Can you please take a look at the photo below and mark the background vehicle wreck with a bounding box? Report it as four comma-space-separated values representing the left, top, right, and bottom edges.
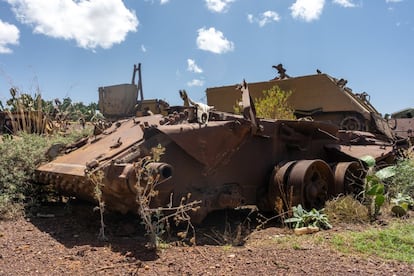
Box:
206, 64, 395, 141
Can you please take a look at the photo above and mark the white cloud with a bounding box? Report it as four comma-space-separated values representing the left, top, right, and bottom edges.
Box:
160, 0, 169, 4
196, 27, 234, 54
187, 79, 205, 87
333, 0, 357, 7
141, 44, 147, 52
187, 59, 203, 73
386, 0, 403, 3
6, 0, 138, 50
247, 11, 280, 27
205, 0, 235, 13
247, 14, 254, 23
0, 19, 20, 54
290, 0, 325, 22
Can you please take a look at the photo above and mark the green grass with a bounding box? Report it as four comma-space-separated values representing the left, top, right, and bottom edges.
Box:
331, 221, 414, 263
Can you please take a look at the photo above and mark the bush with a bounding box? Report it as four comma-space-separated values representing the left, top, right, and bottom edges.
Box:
254, 86, 296, 120
387, 158, 414, 198
0, 131, 89, 219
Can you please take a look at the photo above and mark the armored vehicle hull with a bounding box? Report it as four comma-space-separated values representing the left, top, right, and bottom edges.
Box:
36, 82, 394, 223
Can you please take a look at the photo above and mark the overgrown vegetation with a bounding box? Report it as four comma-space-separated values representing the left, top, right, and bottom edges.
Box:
324, 195, 370, 224
134, 145, 201, 249
254, 86, 296, 120
234, 85, 296, 120
385, 158, 414, 199
1, 87, 100, 136
87, 170, 107, 241
0, 131, 90, 219
284, 204, 332, 230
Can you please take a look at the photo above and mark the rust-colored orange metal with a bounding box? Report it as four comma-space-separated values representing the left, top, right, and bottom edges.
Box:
36, 80, 397, 223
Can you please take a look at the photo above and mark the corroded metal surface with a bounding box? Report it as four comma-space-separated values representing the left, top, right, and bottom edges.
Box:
36, 81, 398, 223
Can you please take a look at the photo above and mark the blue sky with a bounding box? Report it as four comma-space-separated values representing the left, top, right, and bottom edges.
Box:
0, 0, 413, 115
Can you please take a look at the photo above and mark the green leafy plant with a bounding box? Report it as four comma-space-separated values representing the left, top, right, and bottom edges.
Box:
390, 193, 414, 217
386, 158, 414, 199
360, 155, 386, 220
284, 204, 332, 230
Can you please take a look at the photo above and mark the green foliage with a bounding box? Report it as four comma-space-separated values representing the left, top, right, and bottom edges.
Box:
390, 193, 414, 217
360, 155, 386, 219
0, 131, 90, 219
386, 158, 414, 199
361, 155, 414, 218
2, 87, 98, 122
284, 204, 332, 230
331, 222, 414, 263
254, 86, 296, 120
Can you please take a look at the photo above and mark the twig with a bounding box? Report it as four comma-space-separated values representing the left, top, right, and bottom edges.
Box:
93, 261, 142, 273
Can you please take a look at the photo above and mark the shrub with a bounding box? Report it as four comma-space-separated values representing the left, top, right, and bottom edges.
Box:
0, 131, 90, 219
254, 86, 296, 120
386, 158, 414, 198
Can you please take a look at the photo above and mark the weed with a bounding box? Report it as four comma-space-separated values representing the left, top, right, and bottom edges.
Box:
390, 193, 414, 217
86, 170, 107, 241
360, 155, 386, 220
324, 195, 369, 224
134, 145, 201, 249
284, 204, 332, 230
205, 210, 254, 246
386, 158, 414, 198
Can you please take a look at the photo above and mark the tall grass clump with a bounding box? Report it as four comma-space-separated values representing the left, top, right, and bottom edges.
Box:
324, 195, 370, 224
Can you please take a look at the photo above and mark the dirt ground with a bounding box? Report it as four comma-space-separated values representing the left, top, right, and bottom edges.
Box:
1, 201, 413, 276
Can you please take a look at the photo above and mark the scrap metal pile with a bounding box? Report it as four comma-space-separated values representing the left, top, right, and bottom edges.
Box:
35, 81, 401, 223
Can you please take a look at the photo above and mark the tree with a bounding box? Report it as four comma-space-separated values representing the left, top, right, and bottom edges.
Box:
254, 86, 296, 120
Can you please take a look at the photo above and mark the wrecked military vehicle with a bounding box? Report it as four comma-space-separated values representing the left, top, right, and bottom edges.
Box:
35, 81, 397, 223
206, 64, 395, 141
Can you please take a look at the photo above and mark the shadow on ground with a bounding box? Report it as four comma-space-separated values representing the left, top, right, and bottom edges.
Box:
27, 200, 282, 261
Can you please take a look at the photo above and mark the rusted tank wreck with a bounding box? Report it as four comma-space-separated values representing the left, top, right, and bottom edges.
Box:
35, 81, 396, 223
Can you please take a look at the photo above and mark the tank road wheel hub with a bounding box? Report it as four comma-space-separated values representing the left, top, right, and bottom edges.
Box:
287, 160, 334, 210
267, 161, 297, 211
340, 116, 362, 131
268, 160, 334, 211
333, 161, 366, 197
